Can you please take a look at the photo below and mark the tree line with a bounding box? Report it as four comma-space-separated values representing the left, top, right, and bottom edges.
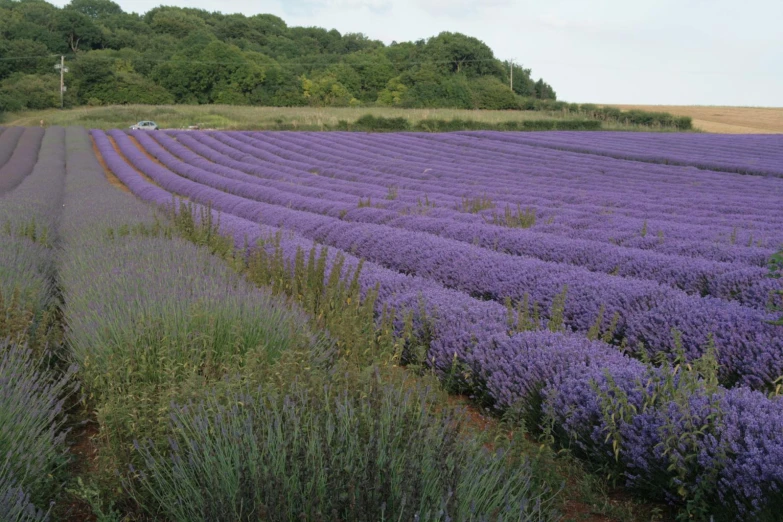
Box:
0, 0, 557, 113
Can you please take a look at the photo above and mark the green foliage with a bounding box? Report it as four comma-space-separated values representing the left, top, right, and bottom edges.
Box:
333, 114, 604, 133
0, 74, 75, 111
487, 204, 537, 228
129, 377, 558, 522
0, 0, 560, 113
72, 50, 174, 105
590, 336, 726, 519
469, 76, 521, 109
458, 194, 496, 213
524, 100, 693, 130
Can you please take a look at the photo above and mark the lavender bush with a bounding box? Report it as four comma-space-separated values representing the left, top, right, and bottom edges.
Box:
130, 379, 558, 522
0, 342, 77, 515
61, 127, 327, 468
94, 127, 783, 519
0, 128, 45, 195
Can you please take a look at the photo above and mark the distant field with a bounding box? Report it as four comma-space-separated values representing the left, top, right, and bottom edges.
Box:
5, 105, 593, 131
611, 104, 783, 133
5, 104, 670, 131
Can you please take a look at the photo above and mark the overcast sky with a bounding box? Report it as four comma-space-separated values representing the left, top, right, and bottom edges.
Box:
51, 0, 782, 106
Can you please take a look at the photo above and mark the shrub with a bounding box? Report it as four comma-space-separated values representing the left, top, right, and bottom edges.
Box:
469, 76, 519, 110
130, 378, 558, 522
0, 342, 77, 513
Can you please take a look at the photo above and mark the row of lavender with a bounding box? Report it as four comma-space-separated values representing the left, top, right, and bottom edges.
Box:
149, 130, 779, 310
114, 129, 782, 389
459, 131, 783, 177
95, 128, 783, 518
211, 131, 783, 253
0, 128, 74, 521
184, 129, 782, 264
0, 127, 44, 196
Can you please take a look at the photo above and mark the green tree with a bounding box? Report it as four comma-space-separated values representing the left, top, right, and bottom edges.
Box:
0, 73, 75, 111
301, 71, 356, 107
508, 62, 536, 97
424, 32, 505, 79
148, 7, 210, 39
343, 50, 395, 102
66, 0, 123, 19
56, 9, 102, 52
534, 78, 556, 100
152, 37, 265, 104
469, 76, 519, 110
71, 49, 173, 105
376, 76, 408, 106
0, 39, 51, 80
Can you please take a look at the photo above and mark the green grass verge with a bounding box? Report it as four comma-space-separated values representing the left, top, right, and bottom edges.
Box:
5, 105, 688, 132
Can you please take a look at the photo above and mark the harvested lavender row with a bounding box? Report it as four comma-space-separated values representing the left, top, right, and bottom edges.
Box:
0, 128, 72, 520
0, 127, 66, 312
208, 131, 780, 262
461, 131, 783, 177
62, 128, 320, 414
109, 129, 782, 389
143, 131, 779, 309
0, 128, 45, 195
0, 127, 24, 169
93, 128, 523, 360
97, 128, 783, 519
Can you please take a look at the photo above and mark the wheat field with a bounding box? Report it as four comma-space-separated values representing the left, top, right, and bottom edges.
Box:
611, 105, 783, 134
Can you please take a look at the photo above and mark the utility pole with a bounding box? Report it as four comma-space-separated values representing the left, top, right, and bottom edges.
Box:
54, 56, 68, 109
509, 59, 513, 92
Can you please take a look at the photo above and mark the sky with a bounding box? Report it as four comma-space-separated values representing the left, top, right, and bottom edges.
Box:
51, 0, 783, 106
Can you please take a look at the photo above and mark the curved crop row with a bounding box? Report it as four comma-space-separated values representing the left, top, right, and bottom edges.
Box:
465, 131, 783, 177
148, 130, 778, 310
0, 128, 45, 196
238, 130, 783, 234
0, 127, 24, 170
95, 129, 783, 519
253, 130, 783, 226
0, 127, 72, 520
203, 131, 779, 264
109, 129, 781, 390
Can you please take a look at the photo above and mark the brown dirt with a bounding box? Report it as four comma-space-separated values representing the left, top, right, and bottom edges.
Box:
54, 419, 100, 522
444, 394, 653, 522
128, 134, 167, 169
91, 138, 130, 193
610, 104, 783, 134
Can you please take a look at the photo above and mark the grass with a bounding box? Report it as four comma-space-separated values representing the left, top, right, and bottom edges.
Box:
6, 104, 685, 131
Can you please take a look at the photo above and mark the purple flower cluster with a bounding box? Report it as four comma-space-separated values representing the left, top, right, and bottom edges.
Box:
482, 331, 783, 517
94, 127, 783, 517
0, 342, 76, 518
462, 131, 783, 177
144, 130, 778, 310
103, 129, 782, 390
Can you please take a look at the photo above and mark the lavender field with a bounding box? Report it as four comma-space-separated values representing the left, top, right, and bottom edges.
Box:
1, 125, 783, 520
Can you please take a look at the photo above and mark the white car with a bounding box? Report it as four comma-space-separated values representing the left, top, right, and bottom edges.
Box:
130, 121, 159, 131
